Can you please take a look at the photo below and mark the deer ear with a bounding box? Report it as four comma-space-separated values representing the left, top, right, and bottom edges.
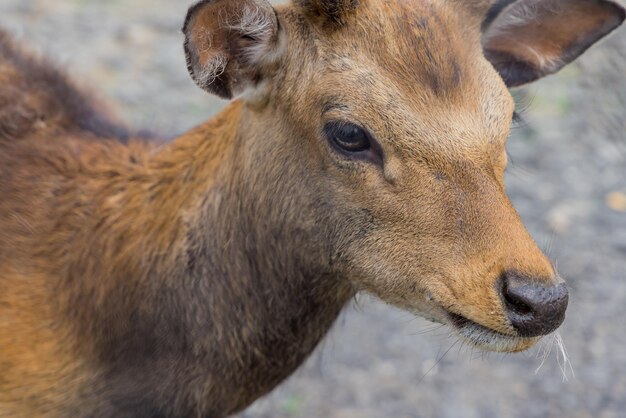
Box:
482, 0, 625, 87
183, 0, 280, 99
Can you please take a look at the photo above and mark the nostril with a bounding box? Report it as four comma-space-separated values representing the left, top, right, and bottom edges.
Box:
499, 272, 569, 337
502, 278, 534, 316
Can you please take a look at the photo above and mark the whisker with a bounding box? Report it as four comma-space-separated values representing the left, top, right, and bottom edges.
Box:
534, 332, 555, 375
408, 324, 446, 336
533, 331, 574, 381
554, 331, 575, 381
418, 339, 460, 385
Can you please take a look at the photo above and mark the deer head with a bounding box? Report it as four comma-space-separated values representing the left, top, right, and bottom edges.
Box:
182, 0, 624, 352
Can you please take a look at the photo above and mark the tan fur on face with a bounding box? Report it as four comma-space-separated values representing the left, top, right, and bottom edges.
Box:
266, 0, 553, 337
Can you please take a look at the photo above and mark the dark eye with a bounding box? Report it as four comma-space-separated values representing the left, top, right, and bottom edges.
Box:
322, 121, 384, 165
324, 121, 371, 153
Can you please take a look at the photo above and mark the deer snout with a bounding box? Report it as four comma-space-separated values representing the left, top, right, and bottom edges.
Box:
499, 272, 568, 338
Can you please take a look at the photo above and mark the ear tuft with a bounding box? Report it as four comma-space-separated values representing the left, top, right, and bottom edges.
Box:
183, 0, 280, 99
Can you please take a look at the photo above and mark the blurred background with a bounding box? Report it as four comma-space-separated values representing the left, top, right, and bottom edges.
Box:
1, 1, 625, 417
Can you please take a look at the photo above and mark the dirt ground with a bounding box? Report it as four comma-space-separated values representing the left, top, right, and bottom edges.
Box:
1, 1, 625, 417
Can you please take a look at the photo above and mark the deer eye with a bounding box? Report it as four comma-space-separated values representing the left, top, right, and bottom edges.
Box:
324, 121, 371, 153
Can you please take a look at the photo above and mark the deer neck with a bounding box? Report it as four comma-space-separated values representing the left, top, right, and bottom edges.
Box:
79, 100, 354, 415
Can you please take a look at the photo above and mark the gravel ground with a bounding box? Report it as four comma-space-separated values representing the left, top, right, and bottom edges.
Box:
1, 1, 625, 417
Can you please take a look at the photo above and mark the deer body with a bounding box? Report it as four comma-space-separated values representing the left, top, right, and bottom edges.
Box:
0, 53, 352, 415
0, 0, 624, 417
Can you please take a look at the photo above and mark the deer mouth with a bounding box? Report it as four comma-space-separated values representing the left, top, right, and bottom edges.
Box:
447, 312, 536, 352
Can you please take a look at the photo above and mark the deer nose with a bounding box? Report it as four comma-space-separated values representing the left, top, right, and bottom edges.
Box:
500, 272, 569, 337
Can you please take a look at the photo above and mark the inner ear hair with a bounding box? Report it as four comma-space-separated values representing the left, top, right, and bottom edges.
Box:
481, 0, 517, 30
183, 0, 280, 99
482, 0, 625, 87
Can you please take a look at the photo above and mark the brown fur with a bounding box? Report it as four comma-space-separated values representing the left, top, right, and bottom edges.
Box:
0, 0, 623, 417
0, 30, 131, 142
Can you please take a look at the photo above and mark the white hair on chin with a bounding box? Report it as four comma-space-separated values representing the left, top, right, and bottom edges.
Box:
535, 330, 574, 382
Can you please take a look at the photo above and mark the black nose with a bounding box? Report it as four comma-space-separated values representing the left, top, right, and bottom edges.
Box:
500, 272, 569, 337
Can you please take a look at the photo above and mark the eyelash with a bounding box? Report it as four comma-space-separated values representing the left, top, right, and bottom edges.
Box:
511, 91, 531, 127
512, 110, 525, 126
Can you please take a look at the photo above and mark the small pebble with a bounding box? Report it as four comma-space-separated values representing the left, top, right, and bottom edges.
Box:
606, 191, 626, 212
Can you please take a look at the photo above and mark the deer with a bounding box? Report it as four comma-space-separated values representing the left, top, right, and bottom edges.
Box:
0, 0, 624, 416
